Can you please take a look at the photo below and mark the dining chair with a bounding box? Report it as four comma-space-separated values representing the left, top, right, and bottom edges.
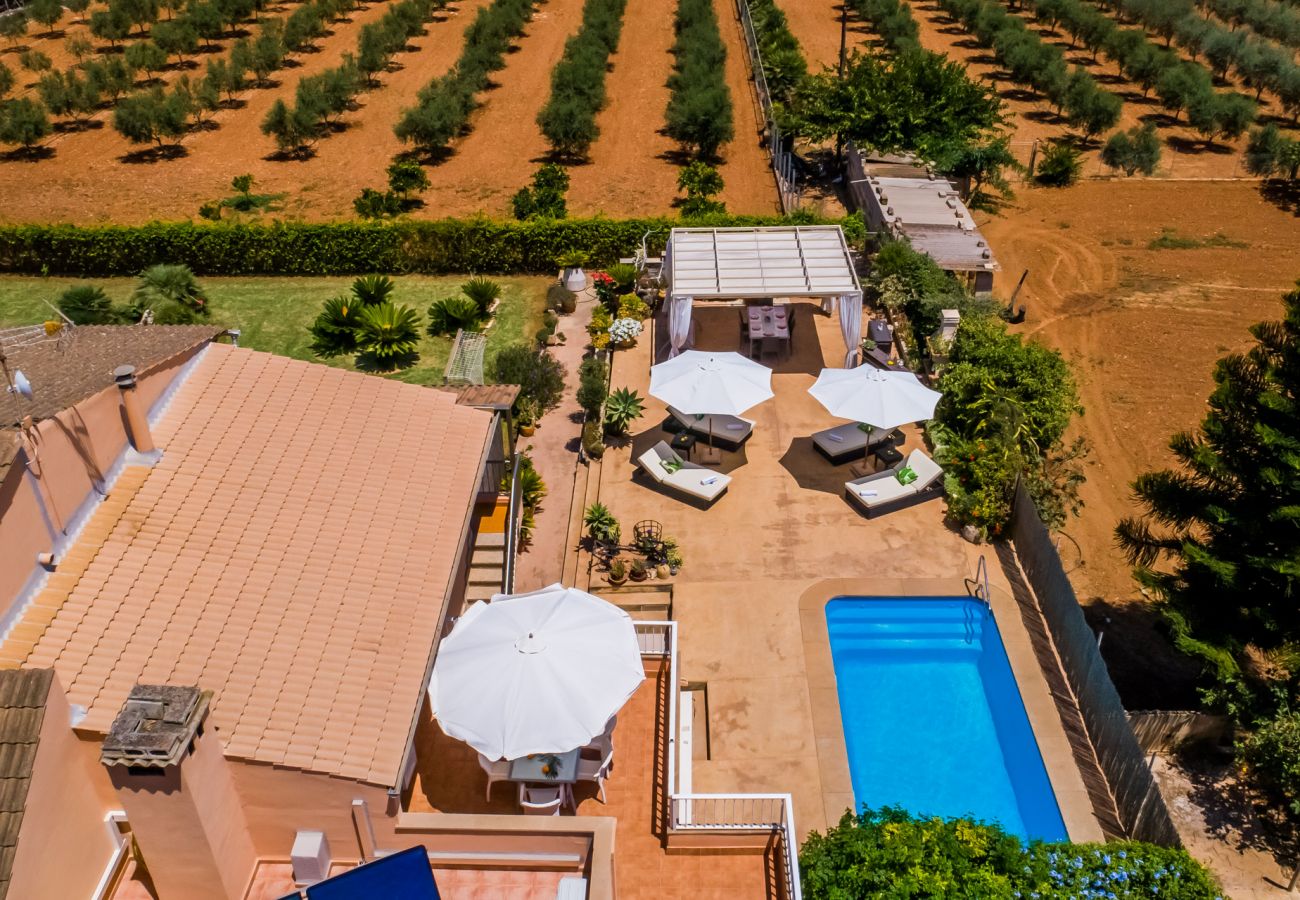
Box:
477, 752, 511, 802
738, 308, 749, 340
576, 748, 615, 803
518, 783, 568, 815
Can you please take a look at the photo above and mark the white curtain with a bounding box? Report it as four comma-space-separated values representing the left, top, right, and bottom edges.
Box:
668, 294, 693, 358
838, 292, 863, 368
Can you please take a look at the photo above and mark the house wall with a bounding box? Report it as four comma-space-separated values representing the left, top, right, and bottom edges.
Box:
7, 673, 118, 900
0, 344, 205, 610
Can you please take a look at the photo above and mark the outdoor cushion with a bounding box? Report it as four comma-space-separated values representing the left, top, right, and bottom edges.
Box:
813, 422, 890, 459
905, 449, 944, 489
667, 405, 755, 443
661, 458, 683, 474
895, 465, 917, 485
637, 441, 731, 503
847, 474, 914, 506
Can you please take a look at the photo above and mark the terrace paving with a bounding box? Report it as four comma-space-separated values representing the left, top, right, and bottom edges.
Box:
578, 302, 1108, 844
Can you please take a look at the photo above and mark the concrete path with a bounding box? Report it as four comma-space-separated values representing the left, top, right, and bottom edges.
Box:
512, 286, 597, 591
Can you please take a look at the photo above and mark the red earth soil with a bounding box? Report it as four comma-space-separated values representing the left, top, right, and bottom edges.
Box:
980, 179, 1300, 705
0, 0, 780, 222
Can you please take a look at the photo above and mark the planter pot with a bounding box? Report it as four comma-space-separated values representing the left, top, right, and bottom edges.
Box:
629, 569, 647, 582
563, 267, 588, 292
669, 565, 679, 576
519, 423, 536, 436
607, 573, 627, 586
656, 564, 671, 579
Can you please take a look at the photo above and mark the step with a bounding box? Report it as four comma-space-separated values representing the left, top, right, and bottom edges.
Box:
465, 582, 499, 603
475, 531, 506, 548
471, 547, 506, 568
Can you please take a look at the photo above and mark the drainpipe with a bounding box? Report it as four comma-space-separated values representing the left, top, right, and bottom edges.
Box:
114, 365, 161, 465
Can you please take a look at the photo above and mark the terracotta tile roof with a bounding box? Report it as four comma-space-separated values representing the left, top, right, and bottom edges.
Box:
0, 668, 53, 900
3, 345, 494, 786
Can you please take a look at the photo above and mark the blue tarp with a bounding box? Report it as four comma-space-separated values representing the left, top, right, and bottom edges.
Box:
305, 846, 441, 900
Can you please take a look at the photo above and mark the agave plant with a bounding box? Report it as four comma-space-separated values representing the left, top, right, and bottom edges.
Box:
309, 295, 364, 358
603, 387, 644, 435
583, 501, 620, 545
131, 264, 208, 317
356, 302, 422, 370
351, 274, 395, 306
461, 277, 502, 316
427, 296, 485, 336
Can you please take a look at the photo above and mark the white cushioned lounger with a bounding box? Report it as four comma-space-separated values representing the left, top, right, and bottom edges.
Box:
636, 441, 731, 504
667, 405, 754, 446
844, 449, 944, 518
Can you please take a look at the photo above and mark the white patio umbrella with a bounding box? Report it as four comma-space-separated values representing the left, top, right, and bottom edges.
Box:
649, 350, 773, 445
808, 366, 942, 430
429, 583, 645, 761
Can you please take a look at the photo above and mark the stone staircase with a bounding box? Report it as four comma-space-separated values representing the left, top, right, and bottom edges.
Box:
465, 531, 506, 604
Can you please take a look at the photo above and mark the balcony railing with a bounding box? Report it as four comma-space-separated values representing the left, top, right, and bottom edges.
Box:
634, 622, 803, 900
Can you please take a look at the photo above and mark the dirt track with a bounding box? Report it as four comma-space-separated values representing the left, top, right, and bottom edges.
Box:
980, 179, 1300, 705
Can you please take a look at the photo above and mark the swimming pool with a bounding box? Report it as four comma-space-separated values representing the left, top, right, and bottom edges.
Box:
825, 596, 1068, 841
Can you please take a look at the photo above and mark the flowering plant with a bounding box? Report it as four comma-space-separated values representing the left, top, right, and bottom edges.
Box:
608, 318, 642, 345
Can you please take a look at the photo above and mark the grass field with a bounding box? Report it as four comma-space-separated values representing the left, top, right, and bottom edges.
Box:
0, 275, 549, 386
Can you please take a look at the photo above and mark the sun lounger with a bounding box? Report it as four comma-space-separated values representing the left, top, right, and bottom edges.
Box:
812, 422, 893, 464
637, 441, 731, 504
844, 449, 945, 518
667, 405, 754, 449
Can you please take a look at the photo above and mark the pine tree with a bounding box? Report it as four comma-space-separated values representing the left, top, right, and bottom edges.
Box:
1117, 284, 1300, 696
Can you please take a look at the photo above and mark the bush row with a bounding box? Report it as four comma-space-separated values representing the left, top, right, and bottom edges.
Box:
1110, 0, 1300, 116
743, 0, 807, 101
1202, 0, 1300, 52
264, 0, 442, 154
665, 0, 733, 158
394, 0, 536, 154
939, 0, 1125, 139
536, 0, 628, 159
0, 213, 862, 275
1015, 0, 1258, 142
846, 0, 920, 52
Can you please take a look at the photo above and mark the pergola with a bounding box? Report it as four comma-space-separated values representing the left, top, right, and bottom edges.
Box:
662, 226, 864, 367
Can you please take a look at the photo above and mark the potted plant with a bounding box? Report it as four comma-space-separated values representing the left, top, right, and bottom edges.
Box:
629, 558, 648, 582
608, 317, 642, 349
583, 502, 620, 546
516, 399, 540, 436
603, 387, 644, 435
558, 250, 589, 292
664, 539, 683, 575
607, 558, 627, 585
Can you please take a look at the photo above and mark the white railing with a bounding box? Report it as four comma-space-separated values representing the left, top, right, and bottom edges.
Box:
633, 622, 803, 900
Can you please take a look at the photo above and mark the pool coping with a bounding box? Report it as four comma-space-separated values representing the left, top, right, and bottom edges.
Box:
798, 577, 1105, 844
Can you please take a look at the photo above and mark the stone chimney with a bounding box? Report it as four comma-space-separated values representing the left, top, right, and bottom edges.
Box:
114, 365, 161, 463
101, 685, 255, 900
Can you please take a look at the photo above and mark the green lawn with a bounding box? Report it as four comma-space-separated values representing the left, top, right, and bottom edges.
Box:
0, 275, 549, 386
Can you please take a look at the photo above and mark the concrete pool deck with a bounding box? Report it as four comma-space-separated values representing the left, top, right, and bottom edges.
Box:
580, 302, 1107, 844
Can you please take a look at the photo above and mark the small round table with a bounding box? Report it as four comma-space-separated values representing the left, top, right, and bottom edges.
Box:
873, 444, 904, 470
669, 431, 697, 461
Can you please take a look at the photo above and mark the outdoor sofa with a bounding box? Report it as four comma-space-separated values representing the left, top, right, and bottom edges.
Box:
811, 422, 895, 465
666, 405, 755, 450
636, 441, 731, 504
844, 449, 945, 518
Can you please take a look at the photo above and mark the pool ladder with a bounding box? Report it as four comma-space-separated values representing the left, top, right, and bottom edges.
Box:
971, 554, 992, 608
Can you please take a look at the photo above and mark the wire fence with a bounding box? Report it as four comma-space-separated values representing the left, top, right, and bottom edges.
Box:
734, 0, 800, 212
1009, 481, 1182, 847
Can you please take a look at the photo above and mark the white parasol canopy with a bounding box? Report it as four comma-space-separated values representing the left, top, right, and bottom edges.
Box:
648, 350, 773, 416
808, 366, 941, 430
429, 583, 645, 761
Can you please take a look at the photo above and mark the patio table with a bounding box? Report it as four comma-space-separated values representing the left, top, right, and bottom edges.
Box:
508, 748, 581, 785
747, 306, 789, 340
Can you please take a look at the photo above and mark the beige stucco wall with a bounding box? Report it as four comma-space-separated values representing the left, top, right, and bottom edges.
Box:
8, 673, 118, 900
0, 343, 205, 608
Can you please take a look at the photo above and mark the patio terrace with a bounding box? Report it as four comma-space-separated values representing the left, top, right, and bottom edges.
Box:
564, 301, 1109, 848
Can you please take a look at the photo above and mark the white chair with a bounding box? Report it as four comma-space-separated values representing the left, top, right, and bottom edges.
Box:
576, 748, 614, 803
477, 752, 510, 802
518, 783, 568, 815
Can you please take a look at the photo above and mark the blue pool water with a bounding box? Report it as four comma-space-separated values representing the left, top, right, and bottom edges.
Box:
825, 597, 1068, 841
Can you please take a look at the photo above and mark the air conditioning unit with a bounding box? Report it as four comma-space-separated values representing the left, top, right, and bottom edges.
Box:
292, 831, 331, 886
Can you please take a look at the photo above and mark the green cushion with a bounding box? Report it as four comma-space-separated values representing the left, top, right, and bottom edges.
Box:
857, 422, 873, 433
896, 465, 917, 485
661, 458, 683, 474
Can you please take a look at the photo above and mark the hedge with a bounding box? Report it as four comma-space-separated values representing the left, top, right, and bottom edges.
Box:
0, 214, 864, 276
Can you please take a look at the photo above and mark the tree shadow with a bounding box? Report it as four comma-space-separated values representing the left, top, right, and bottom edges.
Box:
53, 118, 104, 133
1138, 111, 1181, 128
1023, 107, 1066, 124
356, 349, 420, 372
120, 143, 189, 163
1260, 180, 1300, 217
1174, 748, 1299, 867
163, 59, 200, 72
1166, 135, 1234, 155
0, 145, 55, 162
1080, 595, 1200, 709
217, 97, 248, 110
264, 145, 318, 162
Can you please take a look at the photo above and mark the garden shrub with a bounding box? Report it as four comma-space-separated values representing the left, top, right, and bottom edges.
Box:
493, 343, 567, 414
355, 301, 422, 370
547, 282, 578, 313
676, 161, 725, 216
581, 417, 605, 458
0, 215, 852, 276
58, 285, 119, 325
309, 295, 365, 357
743, 0, 807, 99
1240, 711, 1300, 817
577, 355, 609, 416
801, 808, 1222, 900
1034, 141, 1083, 186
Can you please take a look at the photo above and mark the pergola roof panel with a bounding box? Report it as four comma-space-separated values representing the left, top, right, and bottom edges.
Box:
666, 226, 861, 299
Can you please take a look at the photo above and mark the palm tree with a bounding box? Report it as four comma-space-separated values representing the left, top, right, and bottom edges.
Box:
356, 302, 422, 370
131, 264, 208, 319
351, 274, 395, 306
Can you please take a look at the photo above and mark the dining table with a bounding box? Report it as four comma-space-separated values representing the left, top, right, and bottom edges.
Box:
747, 306, 789, 357
508, 748, 581, 785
